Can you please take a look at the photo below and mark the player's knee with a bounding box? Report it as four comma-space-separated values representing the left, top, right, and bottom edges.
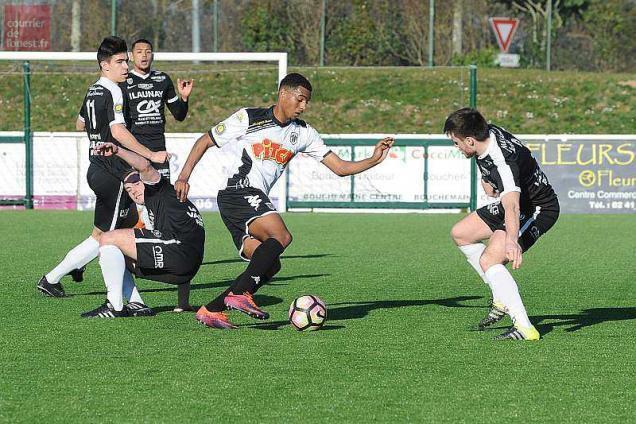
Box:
450, 223, 466, 245
278, 232, 292, 248
99, 232, 114, 247
271, 232, 292, 248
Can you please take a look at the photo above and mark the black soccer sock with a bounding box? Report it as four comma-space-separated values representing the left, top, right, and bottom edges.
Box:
252, 257, 281, 294
232, 238, 285, 294
205, 254, 283, 311
206, 287, 231, 312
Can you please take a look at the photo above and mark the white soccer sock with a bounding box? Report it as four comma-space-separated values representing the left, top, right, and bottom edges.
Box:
46, 236, 99, 284
122, 270, 144, 304
99, 245, 125, 311
485, 264, 532, 328
458, 243, 489, 285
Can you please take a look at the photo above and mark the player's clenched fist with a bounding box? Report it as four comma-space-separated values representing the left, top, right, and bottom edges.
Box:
92, 142, 118, 156
150, 151, 170, 164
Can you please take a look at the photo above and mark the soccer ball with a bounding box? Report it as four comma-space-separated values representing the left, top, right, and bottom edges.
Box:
288, 295, 327, 331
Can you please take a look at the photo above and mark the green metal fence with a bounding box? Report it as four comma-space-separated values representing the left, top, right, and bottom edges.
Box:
0, 61, 32, 208
1, 63, 477, 211
286, 138, 477, 211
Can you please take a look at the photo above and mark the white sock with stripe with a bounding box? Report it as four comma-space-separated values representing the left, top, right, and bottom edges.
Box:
99, 245, 125, 311
122, 270, 144, 304
458, 243, 489, 286
485, 264, 532, 328
46, 236, 99, 284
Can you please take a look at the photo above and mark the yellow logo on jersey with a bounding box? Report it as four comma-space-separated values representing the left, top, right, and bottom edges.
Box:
214, 123, 226, 135
115, 103, 123, 113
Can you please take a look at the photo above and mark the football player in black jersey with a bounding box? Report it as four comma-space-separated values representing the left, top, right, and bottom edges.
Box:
445, 108, 560, 341
126, 38, 193, 179
37, 36, 169, 299
80, 142, 205, 318
175, 73, 394, 329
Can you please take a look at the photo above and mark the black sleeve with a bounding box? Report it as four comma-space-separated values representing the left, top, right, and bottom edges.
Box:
78, 96, 87, 122
143, 177, 168, 196
167, 98, 188, 121
164, 75, 189, 121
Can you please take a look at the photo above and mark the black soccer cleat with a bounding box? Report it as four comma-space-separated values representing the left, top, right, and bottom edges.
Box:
478, 302, 507, 330
37, 276, 66, 298
67, 266, 86, 283
81, 301, 129, 319
126, 302, 156, 317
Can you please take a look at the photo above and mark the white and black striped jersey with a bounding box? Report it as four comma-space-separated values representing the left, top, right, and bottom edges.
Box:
78, 77, 131, 179
124, 70, 188, 150
208, 107, 332, 195
477, 124, 557, 206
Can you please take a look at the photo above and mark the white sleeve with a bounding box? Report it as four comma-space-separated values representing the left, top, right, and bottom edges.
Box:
107, 85, 126, 127
207, 108, 249, 148
300, 124, 331, 162
490, 145, 521, 197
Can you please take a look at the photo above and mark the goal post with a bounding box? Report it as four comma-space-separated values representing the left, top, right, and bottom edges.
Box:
0, 51, 287, 209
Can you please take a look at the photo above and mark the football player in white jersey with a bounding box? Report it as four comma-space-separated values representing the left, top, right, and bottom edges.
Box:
175, 73, 394, 329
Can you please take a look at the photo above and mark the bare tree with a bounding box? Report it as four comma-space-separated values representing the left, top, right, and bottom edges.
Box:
452, 0, 463, 56
285, 0, 322, 65
387, 0, 429, 65
71, 0, 81, 52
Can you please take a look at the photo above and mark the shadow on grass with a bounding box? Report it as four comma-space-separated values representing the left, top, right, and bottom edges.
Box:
532, 307, 636, 335
200, 253, 334, 266
246, 295, 483, 331
74, 273, 330, 296
152, 294, 285, 314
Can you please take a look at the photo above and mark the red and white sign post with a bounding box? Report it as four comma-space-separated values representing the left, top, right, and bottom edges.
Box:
2, 4, 51, 51
489, 17, 520, 67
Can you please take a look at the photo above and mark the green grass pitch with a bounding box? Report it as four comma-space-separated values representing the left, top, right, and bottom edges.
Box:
1, 211, 634, 422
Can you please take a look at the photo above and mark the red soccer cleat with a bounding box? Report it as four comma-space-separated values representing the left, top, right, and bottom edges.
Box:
195, 306, 238, 329
224, 292, 270, 320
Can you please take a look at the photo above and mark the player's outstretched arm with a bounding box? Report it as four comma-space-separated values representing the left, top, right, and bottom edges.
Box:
501, 191, 523, 269
94, 142, 160, 183
322, 137, 394, 177
111, 123, 168, 164
175, 132, 215, 202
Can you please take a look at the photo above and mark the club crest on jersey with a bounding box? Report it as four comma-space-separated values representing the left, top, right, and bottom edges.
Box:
127, 78, 133, 84
289, 131, 299, 145
214, 123, 226, 135
252, 139, 294, 165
